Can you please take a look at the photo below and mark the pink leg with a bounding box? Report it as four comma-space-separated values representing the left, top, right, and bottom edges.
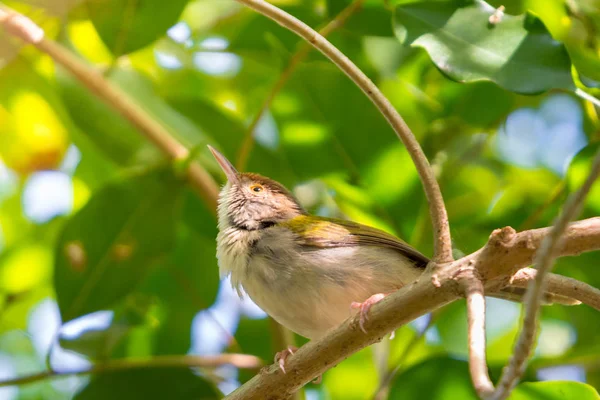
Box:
274, 345, 298, 374
351, 293, 387, 333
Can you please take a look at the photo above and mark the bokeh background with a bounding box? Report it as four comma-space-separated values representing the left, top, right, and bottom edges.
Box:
0, 0, 599, 398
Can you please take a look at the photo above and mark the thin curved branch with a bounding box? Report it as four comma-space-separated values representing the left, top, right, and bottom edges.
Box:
234, 0, 453, 263
0, 6, 219, 211
459, 273, 494, 398
491, 147, 600, 400
225, 218, 600, 400
236, 0, 365, 170
0, 354, 263, 388
511, 268, 600, 312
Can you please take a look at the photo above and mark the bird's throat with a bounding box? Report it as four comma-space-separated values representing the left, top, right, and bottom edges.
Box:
228, 216, 276, 231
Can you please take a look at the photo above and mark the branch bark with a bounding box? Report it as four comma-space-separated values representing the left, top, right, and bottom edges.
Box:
234, 0, 453, 263
511, 268, 600, 312
490, 148, 600, 400
0, 354, 263, 388
225, 217, 600, 399
0, 6, 219, 211
460, 273, 494, 398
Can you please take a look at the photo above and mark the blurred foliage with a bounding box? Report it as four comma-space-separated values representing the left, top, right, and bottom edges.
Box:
0, 0, 599, 399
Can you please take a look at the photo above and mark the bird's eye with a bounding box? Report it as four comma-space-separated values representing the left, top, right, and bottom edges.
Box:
250, 185, 263, 193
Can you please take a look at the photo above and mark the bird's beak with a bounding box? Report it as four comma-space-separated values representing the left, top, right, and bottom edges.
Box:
208, 145, 240, 184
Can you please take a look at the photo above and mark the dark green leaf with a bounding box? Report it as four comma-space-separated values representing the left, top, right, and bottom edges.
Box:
389, 357, 478, 399
54, 168, 184, 322
87, 0, 189, 55
166, 97, 297, 187
141, 223, 220, 355
59, 295, 155, 359
56, 66, 152, 166
567, 143, 600, 215
393, 0, 574, 93
74, 368, 221, 399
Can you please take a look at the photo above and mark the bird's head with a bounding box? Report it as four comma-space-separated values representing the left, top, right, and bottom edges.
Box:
208, 145, 305, 231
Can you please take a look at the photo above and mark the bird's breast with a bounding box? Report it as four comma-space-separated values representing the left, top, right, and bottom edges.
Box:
237, 228, 421, 339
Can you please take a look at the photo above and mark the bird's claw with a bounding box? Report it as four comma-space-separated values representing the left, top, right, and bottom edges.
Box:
351, 293, 387, 333
274, 345, 298, 374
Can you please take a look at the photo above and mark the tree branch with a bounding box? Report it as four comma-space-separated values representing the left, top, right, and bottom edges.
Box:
236, 0, 365, 170
511, 268, 600, 311
460, 273, 494, 398
490, 147, 600, 400
0, 354, 263, 388
225, 217, 600, 399
234, 0, 453, 263
0, 6, 219, 211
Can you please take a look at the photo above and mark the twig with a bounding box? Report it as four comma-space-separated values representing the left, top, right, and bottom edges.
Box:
490, 148, 600, 400
511, 268, 600, 311
0, 6, 219, 211
0, 353, 263, 388
234, 0, 453, 263
460, 273, 494, 398
235, 0, 365, 170
575, 88, 600, 108
224, 218, 600, 399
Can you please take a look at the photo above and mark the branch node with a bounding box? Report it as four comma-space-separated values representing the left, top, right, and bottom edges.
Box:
489, 226, 516, 246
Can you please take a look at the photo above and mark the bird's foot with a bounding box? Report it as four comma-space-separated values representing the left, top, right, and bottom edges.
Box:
351, 293, 387, 333
274, 345, 298, 374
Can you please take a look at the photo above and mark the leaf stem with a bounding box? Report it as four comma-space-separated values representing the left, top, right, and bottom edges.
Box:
234, 0, 453, 263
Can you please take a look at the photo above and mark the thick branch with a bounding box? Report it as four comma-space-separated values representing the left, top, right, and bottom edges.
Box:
234, 0, 453, 263
236, 0, 365, 170
0, 354, 263, 388
491, 148, 600, 400
225, 218, 600, 399
0, 7, 219, 211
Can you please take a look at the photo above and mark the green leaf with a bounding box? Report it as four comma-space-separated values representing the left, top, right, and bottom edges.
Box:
393, 0, 575, 94
567, 143, 600, 214
87, 0, 189, 56
140, 223, 220, 355
510, 381, 600, 400
166, 97, 297, 187
59, 295, 155, 359
389, 357, 478, 399
56, 66, 152, 166
54, 168, 184, 322
74, 368, 222, 399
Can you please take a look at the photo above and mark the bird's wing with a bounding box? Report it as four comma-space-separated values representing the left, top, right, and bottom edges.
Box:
280, 215, 430, 267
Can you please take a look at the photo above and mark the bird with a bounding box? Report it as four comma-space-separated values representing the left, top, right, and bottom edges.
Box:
207, 145, 579, 372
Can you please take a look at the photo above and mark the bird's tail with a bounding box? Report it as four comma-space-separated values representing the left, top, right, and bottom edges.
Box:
488, 285, 581, 306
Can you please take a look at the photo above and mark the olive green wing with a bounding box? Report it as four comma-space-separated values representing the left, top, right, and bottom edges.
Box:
281, 215, 430, 267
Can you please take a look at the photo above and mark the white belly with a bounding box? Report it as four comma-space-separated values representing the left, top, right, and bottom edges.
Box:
238, 232, 421, 339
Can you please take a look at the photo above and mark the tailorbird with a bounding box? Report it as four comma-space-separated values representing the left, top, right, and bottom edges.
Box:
208, 145, 578, 371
